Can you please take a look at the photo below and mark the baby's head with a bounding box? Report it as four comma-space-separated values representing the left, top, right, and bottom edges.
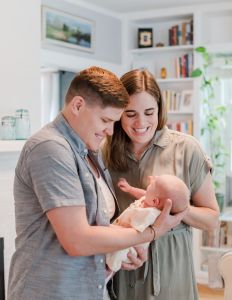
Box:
145, 175, 190, 213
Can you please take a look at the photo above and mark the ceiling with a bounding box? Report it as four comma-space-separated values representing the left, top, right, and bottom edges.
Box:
83, 0, 224, 13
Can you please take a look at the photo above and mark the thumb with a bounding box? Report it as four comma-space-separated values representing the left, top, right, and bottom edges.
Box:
160, 198, 172, 216
174, 206, 188, 222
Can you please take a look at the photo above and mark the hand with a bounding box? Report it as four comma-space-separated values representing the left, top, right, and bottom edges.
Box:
152, 199, 188, 239
118, 178, 131, 193
121, 246, 148, 271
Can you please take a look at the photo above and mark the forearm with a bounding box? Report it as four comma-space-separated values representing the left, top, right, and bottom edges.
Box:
64, 224, 153, 257
183, 205, 220, 230
48, 201, 185, 258
128, 186, 146, 199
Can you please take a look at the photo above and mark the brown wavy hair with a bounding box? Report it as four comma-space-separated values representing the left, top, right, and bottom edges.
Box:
65, 66, 129, 109
102, 69, 167, 171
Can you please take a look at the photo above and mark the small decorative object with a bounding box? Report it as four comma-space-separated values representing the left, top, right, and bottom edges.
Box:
180, 90, 193, 112
1, 116, 16, 140
15, 109, 30, 140
156, 42, 164, 47
160, 67, 167, 79
138, 28, 153, 48
42, 6, 95, 52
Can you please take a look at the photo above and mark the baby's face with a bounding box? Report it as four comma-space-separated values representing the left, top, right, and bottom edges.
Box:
144, 179, 163, 208
144, 177, 167, 209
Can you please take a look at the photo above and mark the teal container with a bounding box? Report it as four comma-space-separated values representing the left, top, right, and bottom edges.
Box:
15, 109, 30, 140
1, 116, 16, 140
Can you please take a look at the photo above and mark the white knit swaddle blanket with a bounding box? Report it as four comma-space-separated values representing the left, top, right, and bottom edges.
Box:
106, 199, 160, 272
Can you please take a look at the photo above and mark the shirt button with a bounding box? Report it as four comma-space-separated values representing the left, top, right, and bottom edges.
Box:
97, 284, 103, 289
100, 258, 104, 263
103, 209, 107, 214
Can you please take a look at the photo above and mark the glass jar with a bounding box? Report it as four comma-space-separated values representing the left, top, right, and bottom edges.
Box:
1, 116, 16, 140
15, 109, 30, 140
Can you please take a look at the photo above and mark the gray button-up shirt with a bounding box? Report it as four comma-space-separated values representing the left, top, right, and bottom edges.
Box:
8, 114, 116, 300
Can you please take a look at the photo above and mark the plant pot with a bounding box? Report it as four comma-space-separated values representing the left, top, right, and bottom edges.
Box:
216, 193, 224, 213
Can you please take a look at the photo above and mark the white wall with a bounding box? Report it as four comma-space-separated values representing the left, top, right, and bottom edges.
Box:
41, 0, 124, 74
0, 1, 41, 134
0, 0, 40, 294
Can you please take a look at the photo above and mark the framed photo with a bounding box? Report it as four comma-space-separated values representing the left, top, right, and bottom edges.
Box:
42, 6, 95, 53
180, 90, 193, 112
138, 28, 153, 48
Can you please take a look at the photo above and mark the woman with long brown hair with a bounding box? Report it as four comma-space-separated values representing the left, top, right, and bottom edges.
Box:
103, 69, 219, 300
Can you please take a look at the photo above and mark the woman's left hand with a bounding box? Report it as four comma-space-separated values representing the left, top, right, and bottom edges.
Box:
121, 246, 148, 270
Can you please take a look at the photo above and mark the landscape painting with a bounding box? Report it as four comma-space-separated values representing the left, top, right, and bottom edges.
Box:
42, 7, 94, 52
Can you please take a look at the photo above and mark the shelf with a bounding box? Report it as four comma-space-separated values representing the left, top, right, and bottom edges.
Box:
156, 78, 193, 83
196, 270, 208, 285
201, 246, 232, 253
168, 111, 193, 115
0, 140, 26, 153
220, 209, 232, 222
131, 45, 194, 54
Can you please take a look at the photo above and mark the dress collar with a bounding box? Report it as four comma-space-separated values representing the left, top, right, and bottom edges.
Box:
150, 126, 171, 148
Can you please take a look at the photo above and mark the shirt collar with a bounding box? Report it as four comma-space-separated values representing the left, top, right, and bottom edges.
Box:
53, 113, 88, 158
150, 126, 171, 148
128, 126, 170, 161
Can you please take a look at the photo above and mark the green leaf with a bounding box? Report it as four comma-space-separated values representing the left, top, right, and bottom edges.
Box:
191, 69, 202, 77
195, 46, 206, 53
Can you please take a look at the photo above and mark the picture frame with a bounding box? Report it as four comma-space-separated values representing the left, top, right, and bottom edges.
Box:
180, 90, 193, 112
138, 28, 153, 48
41, 6, 95, 53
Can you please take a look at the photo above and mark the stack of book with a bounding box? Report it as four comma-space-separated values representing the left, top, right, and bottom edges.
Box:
162, 89, 182, 112
175, 53, 193, 78
167, 120, 193, 135
169, 19, 193, 46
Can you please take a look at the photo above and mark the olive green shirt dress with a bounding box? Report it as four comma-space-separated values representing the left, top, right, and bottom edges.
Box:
108, 127, 212, 300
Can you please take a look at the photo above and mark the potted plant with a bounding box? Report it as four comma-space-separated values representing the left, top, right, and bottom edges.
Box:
191, 47, 229, 211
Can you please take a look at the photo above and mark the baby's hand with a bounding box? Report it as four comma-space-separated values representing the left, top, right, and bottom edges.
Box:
118, 178, 131, 193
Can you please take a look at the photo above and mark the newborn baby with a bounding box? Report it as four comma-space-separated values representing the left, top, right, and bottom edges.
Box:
106, 174, 190, 272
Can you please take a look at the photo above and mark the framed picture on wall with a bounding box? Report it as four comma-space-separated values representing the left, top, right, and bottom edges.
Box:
138, 28, 153, 48
41, 6, 95, 53
180, 90, 193, 112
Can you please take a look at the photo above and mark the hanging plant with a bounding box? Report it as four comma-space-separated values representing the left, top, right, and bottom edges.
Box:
191, 46, 229, 210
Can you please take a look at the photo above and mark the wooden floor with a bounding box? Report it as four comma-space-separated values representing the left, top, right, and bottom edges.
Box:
198, 284, 224, 300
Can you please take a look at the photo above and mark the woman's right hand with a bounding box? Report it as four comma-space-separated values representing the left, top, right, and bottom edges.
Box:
152, 199, 188, 239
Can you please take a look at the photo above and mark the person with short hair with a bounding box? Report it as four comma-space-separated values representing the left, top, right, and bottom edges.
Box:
8, 67, 186, 300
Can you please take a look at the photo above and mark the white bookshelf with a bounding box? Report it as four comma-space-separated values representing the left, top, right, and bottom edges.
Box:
125, 11, 195, 135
